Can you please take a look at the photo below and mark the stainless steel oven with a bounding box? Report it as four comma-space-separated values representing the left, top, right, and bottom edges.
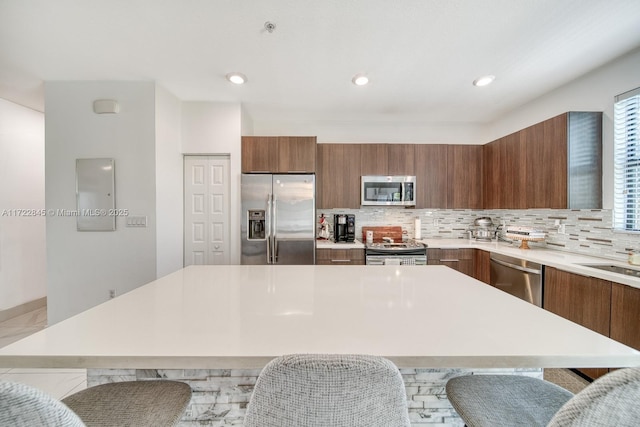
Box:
365, 241, 427, 265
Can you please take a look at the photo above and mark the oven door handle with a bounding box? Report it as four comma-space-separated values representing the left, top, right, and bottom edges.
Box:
491, 257, 541, 275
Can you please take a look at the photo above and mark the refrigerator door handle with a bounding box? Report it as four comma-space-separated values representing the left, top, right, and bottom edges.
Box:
273, 194, 278, 263
267, 193, 272, 264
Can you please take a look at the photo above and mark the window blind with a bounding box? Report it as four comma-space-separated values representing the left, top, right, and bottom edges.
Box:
614, 87, 640, 231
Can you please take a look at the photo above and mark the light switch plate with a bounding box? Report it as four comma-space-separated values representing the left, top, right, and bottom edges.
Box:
126, 216, 147, 227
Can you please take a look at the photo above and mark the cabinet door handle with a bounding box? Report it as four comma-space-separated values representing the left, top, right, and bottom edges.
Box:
331, 259, 351, 263
440, 259, 460, 262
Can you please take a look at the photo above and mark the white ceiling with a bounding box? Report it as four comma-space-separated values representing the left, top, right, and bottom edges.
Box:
1, 0, 640, 125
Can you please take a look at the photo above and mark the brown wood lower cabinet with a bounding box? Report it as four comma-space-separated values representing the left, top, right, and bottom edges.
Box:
427, 248, 474, 277
610, 283, 640, 352
544, 267, 612, 379
316, 248, 365, 265
473, 249, 490, 284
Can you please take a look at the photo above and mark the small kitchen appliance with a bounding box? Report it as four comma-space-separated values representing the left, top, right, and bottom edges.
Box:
334, 214, 355, 243
361, 176, 416, 206
469, 217, 497, 241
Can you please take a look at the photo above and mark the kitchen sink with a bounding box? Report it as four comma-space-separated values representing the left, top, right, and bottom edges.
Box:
579, 263, 640, 278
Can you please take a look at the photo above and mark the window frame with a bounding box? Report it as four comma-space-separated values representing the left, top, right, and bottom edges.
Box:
613, 87, 640, 233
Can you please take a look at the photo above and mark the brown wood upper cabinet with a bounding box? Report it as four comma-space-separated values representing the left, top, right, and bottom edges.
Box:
387, 144, 415, 175
360, 144, 388, 176
415, 144, 482, 209
447, 145, 483, 209
483, 133, 526, 209
415, 145, 447, 208
316, 144, 361, 209
359, 144, 415, 176
316, 142, 483, 209
483, 112, 602, 209
317, 143, 417, 209
242, 136, 316, 173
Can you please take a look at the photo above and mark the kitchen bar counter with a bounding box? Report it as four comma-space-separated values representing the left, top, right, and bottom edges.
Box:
0, 265, 638, 370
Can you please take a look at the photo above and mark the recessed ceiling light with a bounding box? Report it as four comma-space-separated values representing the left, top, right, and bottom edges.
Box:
473, 75, 495, 87
226, 72, 247, 85
352, 74, 369, 86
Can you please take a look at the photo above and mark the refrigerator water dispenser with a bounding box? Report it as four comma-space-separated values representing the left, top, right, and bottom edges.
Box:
248, 210, 266, 240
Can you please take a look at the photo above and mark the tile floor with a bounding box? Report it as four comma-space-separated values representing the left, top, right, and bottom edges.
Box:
0, 306, 87, 399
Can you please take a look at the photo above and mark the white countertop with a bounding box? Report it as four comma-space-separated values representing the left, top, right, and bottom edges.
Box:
1, 265, 638, 370
419, 238, 640, 289
316, 239, 365, 249
317, 237, 640, 288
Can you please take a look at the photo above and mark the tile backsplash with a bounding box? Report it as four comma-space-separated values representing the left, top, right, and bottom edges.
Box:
318, 208, 640, 262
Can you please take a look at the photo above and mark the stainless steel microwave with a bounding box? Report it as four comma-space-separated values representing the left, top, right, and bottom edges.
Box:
361, 176, 416, 206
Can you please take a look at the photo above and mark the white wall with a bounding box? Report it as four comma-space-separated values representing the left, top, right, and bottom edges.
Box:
252, 119, 484, 144
155, 86, 183, 278
45, 81, 158, 323
0, 99, 46, 311
181, 102, 242, 264
241, 105, 254, 137
252, 48, 640, 209
483, 47, 640, 209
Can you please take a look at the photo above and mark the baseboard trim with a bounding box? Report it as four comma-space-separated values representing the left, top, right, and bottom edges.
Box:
0, 297, 47, 323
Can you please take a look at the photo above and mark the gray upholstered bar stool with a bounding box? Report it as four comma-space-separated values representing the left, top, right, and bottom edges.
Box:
62, 380, 192, 426
0, 379, 192, 427
446, 367, 640, 427
244, 354, 411, 427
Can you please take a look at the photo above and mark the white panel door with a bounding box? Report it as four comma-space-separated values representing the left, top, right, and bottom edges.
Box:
184, 156, 230, 265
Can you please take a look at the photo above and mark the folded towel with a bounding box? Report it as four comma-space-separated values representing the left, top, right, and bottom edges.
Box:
384, 258, 401, 265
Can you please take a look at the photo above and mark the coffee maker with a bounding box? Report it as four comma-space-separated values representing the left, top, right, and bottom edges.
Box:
334, 214, 355, 243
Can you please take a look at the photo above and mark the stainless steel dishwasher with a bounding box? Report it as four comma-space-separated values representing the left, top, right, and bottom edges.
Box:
489, 253, 543, 307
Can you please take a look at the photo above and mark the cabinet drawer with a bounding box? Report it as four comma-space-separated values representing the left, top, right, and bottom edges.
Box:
427, 248, 473, 261
316, 248, 364, 265
427, 248, 474, 277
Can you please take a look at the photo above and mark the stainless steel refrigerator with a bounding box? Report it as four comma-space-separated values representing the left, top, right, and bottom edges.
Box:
241, 174, 316, 265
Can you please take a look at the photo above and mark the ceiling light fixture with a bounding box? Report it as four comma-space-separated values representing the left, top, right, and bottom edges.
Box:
352, 74, 369, 86
226, 72, 247, 85
473, 75, 495, 87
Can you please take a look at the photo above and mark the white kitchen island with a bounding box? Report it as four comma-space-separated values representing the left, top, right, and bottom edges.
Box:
1, 265, 639, 425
